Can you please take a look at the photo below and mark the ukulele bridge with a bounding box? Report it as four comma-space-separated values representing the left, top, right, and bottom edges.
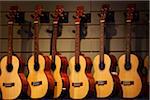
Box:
72, 82, 83, 87
31, 81, 42, 86
121, 81, 134, 86
3, 83, 14, 87
96, 80, 107, 85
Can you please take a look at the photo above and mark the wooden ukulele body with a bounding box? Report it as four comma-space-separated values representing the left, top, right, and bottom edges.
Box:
93, 54, 114, 98
27, 54, 53, 98
0, 55, 27, 99
84, 56, 96, 98
59, 56, 70, 98
118, 54, 142, 98
69, 55, 89, 99
49, 55, 69, 98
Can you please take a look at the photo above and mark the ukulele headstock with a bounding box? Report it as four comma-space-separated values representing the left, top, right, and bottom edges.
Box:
32, 5, 43, 21
6, 6, 18, 22
126, 4, 136, 22
74, 6, 85, 23
99, 4, 110, 23
52, 5, 64, 22
125, 4, 139, 22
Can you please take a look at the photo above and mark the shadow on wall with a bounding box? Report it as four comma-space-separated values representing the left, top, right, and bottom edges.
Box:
17, 20, 33, 64
105, 21, 117, 54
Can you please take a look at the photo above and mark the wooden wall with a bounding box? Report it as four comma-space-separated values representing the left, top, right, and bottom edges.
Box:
0, 1, 149, 64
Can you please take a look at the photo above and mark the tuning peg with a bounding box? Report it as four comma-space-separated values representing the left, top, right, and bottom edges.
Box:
72, 30, 76, 33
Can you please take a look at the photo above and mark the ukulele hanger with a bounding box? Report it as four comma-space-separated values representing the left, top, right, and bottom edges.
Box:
47, 5, 68, 37
72, 6, 91, 39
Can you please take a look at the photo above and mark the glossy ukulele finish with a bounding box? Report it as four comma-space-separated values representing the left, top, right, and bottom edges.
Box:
69, 6, 89, 99
93, 5, 114, 98
27, 5, 54, 99
118, 4, 142, 98
49, 5, 69, 98
0, 6, 28, 99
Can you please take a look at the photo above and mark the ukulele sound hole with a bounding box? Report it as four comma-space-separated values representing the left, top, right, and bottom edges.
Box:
34, 62, 39, 71
7, 63, 13, 72
99, 62, 105, 70
51, 62, 56, 71
75, 64, 80, 72
125, 62, 131, 70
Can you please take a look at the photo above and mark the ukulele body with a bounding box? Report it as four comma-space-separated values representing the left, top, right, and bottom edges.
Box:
109, 54, 123, 98
118, 54, 142, 98
84, 56, 96, 98
49, 55, 69, 98
59, 56, 70, 98
27, 54, 51, 98
0, 55, 25, 99
69, 55, 89, 99
93, 54, 114, 98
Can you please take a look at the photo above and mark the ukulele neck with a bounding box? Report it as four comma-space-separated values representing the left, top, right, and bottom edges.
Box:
34, 21, 39, 63
52, 21, 58, 62
126, 22, 131, 63
99, 21, 105, 63
75, 23, 80, 65
7, 21, 14, 64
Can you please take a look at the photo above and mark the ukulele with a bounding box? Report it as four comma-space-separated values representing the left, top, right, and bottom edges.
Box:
49, 5, 69, 98
140, 55, 149, 97
69, 6, 89, 99
0, 6, 28, 99
143, 56, 149, 83
118, 4, 142, 98
27, 5, 54, 99
93, 5, 114, 98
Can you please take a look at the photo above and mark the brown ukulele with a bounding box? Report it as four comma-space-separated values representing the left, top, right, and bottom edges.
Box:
0, 6, 28, 99
140, 55, 149, 97
118, 4, 142, 98
49, 5, 69, 98
27, 5, 54, 99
